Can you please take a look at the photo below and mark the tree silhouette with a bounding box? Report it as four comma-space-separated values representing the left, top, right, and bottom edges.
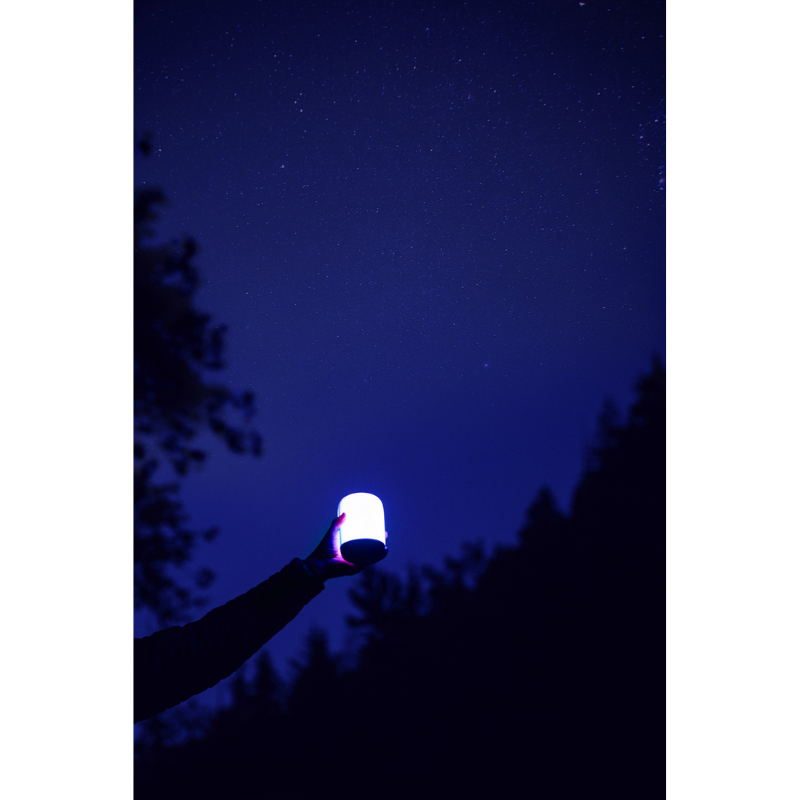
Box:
134, 176, 262, 625
135, 360, 665, 799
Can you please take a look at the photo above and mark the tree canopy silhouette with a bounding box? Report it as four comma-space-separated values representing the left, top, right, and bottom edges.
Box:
135, 360, 665, 799
134, 181, 262, 625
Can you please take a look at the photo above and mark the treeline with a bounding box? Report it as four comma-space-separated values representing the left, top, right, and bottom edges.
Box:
135, 362, 665, 799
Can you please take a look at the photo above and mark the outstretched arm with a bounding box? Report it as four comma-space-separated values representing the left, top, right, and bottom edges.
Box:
134, 514, 375, 723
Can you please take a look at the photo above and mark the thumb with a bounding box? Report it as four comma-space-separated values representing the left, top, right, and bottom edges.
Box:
327, 513, 346, 548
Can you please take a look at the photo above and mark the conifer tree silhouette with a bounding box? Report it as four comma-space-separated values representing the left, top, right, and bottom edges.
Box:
134, 361, 665, 800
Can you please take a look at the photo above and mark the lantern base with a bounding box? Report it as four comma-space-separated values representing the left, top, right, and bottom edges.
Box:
341, 538, 387, 566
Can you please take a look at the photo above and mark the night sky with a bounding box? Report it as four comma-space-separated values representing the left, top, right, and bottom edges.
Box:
134, 0, 665, 692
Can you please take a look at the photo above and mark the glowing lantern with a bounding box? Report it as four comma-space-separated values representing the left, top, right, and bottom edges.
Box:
337, 492, 388, 565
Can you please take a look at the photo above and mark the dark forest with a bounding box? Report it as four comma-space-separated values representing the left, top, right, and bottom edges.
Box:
135, 243, 664, 798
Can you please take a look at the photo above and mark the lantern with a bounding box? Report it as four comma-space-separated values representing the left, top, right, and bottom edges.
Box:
337, 492, 388, 565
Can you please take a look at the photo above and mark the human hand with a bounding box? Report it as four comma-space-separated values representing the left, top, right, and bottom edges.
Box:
303, 513, 387, 581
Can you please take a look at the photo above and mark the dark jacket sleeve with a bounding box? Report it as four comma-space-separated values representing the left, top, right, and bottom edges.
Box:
134, 558, 324, 723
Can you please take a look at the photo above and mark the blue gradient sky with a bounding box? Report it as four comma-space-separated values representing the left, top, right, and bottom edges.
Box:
134, 0, 665, 693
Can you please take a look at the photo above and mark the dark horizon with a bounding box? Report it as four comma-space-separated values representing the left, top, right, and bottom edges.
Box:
135, 359, 666, 798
